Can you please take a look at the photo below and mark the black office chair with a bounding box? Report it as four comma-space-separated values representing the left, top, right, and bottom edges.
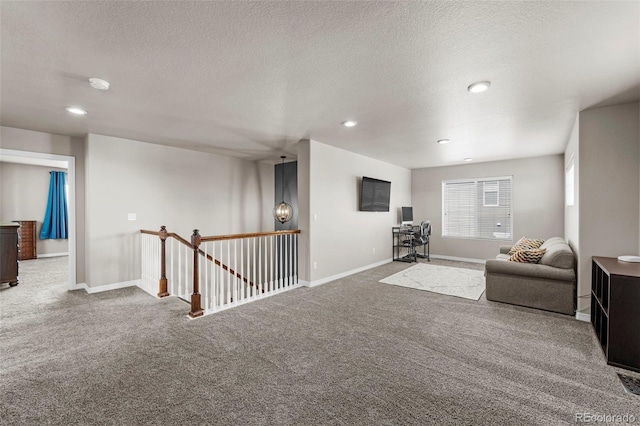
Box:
412, 220, 431, 260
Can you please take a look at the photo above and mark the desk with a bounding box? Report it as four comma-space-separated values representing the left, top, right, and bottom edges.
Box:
392, 226, 418, 263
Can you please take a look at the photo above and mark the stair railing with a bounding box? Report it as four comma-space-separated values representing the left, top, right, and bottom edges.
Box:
140, 226, 301, 318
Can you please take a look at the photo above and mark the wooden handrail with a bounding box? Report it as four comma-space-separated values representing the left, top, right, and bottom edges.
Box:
140, 227, 282, 291
200, 229, 300, 243
168, 232, 191, 248
140, 226, 300, 317
140, 229, 300, 241
140, 230, 192, 247
161, 231, 256, 288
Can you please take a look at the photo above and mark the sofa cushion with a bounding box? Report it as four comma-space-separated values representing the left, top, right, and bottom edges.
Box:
540, 237, 566, 249
540, 240, 574, 269
508, 236, 545, 255
509, 248, 546, 263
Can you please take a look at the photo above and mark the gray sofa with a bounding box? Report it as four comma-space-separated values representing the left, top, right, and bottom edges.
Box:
484, 237, 576, 315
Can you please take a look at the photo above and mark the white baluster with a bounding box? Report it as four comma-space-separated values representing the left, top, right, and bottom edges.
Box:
252, 237, 256, 298
184, 240, 189, 298
234, 239, 238, 304
238, 238, 242, 300
293, 234, 298, 284
170, 237, 174, 295
148, 235, 151, 291
218, 241, 223, 308
141, 235, 145, 291
178, 239, 182, 297
278, 235, 284, 288
227, 240, 231, 305
287, 234, 290, 287
154, 237, 158, 292
202, 242, 208, 311
270, 235, 274, 293
211, 241, 216, 310
258, 236, 262, 295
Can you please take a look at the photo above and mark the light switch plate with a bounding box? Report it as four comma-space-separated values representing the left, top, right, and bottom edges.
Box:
128, 213, 136, 221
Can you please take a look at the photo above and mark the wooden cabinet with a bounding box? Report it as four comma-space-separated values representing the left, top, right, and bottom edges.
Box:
0, 223, 20, 286
592, 257, 640, 373
15, 220, 37, 260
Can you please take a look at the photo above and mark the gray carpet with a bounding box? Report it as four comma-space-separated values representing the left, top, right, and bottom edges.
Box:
1, 257, 639, 425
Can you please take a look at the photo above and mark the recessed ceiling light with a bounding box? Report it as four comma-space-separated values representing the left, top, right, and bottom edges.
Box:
89, 78, 110, 90
437, 139, 450, 144
464, 158, 473, 162
342, 120, 357, 128
65, 107, 87, 115
467, 81, 491, 93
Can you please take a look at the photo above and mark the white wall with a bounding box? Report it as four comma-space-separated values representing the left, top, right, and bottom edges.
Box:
576, 102, 640, 312
0, 126, 85, 282
297, 140, 311, 283
412, 155, 565, 261
85, 134, 273, 287
0, 162, 69, 255
300, 139, 411, 283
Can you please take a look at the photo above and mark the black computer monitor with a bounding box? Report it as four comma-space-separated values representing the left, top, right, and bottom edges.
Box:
401, 206, 413, 225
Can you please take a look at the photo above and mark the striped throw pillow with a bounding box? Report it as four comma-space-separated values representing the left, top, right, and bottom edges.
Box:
509, 248, 547, 263
508, 237, 545, 255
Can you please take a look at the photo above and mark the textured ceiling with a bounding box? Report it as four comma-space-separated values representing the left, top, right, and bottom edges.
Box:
1, 1, 638, 168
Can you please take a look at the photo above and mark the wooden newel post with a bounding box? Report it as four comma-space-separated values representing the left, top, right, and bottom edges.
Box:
189, 229, 204, 318
158, 226, 170, 298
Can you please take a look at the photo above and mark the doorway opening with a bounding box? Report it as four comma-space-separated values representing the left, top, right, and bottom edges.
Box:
0, 148, 77, 290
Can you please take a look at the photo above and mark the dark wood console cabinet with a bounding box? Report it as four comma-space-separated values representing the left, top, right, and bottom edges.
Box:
0, 223, 20, 286
591, 257, 640, 373
15, 220, 37, 260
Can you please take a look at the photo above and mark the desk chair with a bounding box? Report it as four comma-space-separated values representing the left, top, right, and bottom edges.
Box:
412, 220, 431, 260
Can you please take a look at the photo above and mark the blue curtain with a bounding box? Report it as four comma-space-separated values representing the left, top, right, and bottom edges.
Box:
40, 171, 68, 240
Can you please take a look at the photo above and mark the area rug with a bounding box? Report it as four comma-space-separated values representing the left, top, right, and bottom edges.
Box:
379, 263, 485, 300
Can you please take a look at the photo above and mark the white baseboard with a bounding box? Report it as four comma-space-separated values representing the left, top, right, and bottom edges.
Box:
190, 281, 303, 319
430, 254, 486, 264
575, 311, 590, 322
301, 258, 392, 288
71, 280, 140, 294
37, 252, 69, 258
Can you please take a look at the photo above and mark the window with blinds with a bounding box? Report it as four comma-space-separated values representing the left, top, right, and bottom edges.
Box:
442, 176, 513, 240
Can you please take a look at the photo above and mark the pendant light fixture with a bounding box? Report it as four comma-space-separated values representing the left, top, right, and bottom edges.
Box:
273, 156, 293, 224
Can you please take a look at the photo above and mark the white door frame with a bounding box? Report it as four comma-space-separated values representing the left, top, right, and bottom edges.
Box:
0, 148, 78, 290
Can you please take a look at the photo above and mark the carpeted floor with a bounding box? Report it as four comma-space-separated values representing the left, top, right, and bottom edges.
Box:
1, 257, 639, 425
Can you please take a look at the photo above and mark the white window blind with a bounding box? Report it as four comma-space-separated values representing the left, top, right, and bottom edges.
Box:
442, 176, 513, 240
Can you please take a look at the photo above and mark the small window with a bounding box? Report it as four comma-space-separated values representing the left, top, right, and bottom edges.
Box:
566, 159, 575, 207
483, 181, 499, 207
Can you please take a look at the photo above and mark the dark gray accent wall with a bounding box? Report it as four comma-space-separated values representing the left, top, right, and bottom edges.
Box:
274, 161, 298, 230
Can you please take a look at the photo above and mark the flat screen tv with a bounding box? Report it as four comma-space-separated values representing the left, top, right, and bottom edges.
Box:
360, 176, 391, 212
